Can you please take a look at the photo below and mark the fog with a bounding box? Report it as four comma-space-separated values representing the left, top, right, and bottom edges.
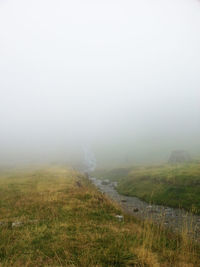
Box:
0, 0, 200, 167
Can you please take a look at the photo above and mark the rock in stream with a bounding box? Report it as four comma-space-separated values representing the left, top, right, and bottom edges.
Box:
89, 177, 200, 242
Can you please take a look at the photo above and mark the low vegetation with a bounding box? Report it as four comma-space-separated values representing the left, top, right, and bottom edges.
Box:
0, 166, 199, 266
95, 161, 200, 214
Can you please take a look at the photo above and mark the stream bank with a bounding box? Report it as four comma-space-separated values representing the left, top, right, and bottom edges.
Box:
90, 177, 200, 242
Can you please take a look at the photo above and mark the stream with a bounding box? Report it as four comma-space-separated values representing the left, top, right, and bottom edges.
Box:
89, 177, 200, 241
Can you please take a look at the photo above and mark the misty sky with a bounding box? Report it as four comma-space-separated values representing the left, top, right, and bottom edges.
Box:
0, 0, 200, 164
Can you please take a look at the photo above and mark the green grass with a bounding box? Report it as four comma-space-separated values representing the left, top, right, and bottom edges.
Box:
94, 167, 131, 182
0, 166, 199, 266
96, 161, 200, 214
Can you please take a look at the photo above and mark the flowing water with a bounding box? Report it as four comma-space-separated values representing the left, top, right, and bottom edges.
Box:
90, 177, 200, 241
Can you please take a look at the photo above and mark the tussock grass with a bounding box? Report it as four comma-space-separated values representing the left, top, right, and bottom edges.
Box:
0, 166, 199, 266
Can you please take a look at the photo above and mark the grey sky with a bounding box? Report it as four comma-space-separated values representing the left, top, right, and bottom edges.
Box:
0, 0, 200, 164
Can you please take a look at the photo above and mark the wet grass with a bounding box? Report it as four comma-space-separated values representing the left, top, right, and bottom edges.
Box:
0, 166, 199, 266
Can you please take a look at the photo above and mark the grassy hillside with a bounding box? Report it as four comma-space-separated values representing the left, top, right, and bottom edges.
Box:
0, 166, 199, 266
96, 162, 200, 214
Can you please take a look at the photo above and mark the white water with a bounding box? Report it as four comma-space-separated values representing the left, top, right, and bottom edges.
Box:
83, 145, 97, 173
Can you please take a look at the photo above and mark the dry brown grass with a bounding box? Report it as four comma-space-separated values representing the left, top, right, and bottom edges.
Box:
0, 166, 199, 266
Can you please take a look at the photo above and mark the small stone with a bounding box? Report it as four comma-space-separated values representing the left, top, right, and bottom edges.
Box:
101, 180, 110, 185
115, 215, 124, 222
112, 182, 118, 187
133, 208, 139, 212
12, 221, 23, 228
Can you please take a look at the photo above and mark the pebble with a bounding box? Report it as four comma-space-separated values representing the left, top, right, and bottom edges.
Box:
12, 221, 23, 228
133, 208, 139, 212
101, 180, 110, 185
115, 215, 124, 222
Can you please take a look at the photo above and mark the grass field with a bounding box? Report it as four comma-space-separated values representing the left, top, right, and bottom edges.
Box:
95, 161, 200, 214
0, 166, 199, 266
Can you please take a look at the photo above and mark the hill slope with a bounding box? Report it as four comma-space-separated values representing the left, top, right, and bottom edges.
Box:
95, 162, 200, 214
0, 166, 199, 266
